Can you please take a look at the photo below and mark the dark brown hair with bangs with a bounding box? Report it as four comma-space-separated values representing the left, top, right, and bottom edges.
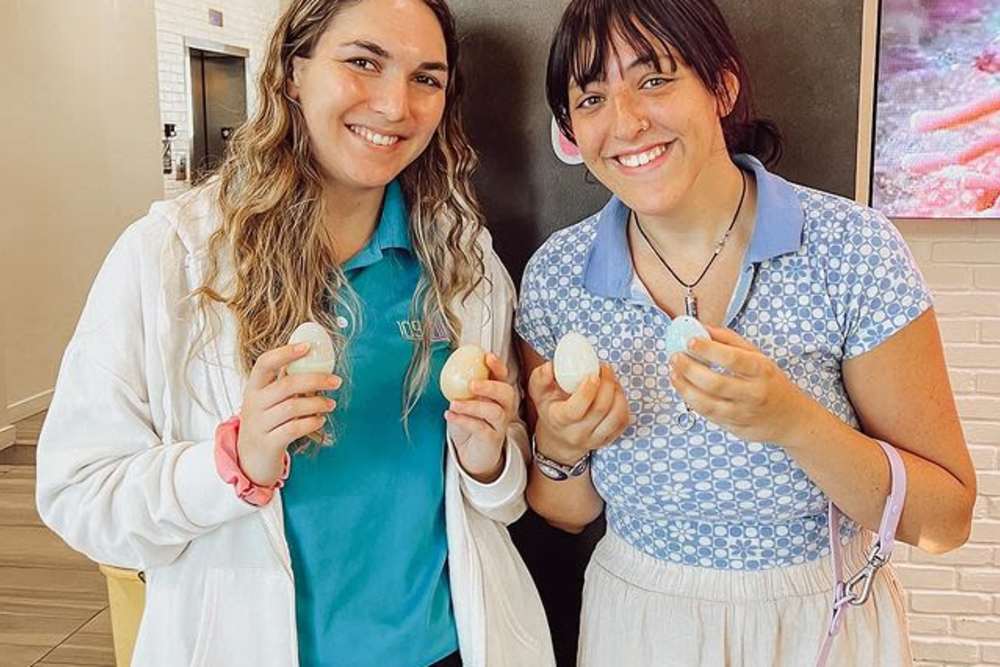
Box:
546, 0, 782, 166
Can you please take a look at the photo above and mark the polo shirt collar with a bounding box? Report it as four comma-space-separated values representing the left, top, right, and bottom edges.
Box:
343, 180, 411, 272
582, 154, 805, 299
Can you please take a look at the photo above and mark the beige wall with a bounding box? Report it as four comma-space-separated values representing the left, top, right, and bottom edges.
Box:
0, 0, 164, 430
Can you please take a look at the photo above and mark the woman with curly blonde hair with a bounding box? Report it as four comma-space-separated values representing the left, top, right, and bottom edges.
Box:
36, 0, 553, 665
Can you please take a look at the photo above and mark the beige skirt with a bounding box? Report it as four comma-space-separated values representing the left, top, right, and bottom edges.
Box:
578, 530, 912, 667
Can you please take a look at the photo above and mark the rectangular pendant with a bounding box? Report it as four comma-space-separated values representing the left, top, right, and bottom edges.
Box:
684, 293, 699, 319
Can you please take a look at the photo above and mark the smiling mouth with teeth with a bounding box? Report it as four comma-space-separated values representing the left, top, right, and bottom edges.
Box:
348, 124, 401, 147
615, 143, 669, 168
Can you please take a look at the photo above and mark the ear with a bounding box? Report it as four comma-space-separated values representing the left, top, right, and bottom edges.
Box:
287, 56, 306, 100
717, 68, 741, 118
551, 116, 583, 165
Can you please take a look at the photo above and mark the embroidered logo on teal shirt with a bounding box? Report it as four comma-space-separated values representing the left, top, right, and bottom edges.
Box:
396, 318, 450, 343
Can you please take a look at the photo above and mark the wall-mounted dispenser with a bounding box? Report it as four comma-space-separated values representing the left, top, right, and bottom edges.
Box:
162, 123, 177, 175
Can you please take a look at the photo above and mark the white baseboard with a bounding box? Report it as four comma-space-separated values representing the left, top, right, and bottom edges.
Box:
0, 424, 15, 452
8, 389, 54, 424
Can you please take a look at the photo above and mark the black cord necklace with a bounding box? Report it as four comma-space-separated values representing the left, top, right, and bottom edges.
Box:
633, 170, 748, 319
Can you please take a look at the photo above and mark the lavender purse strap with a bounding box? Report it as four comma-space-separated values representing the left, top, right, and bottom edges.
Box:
816, 439, 907, 667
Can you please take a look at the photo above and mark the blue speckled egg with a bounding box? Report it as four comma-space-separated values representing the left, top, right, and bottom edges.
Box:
665, 316, 711, 363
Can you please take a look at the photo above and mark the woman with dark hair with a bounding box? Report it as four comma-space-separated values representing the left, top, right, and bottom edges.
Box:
516, 0, 975, 664
35, 0, 554, 665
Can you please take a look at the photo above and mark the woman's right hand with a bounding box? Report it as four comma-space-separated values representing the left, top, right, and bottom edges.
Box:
528, 361, 631, 464
236, 342, 341, 486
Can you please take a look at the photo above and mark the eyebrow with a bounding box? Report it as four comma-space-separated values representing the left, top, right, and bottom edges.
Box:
626, 52, 676, 74
342, 39, 449, 73
570, 49, 677, 91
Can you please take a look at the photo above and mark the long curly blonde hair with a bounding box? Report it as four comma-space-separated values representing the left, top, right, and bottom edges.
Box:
194, 0, 486, 433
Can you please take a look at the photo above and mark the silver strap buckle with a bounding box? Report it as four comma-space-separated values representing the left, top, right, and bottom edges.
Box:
843, 542, 890, 607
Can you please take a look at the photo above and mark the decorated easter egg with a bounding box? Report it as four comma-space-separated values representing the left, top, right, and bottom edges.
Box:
286, 321, 336, 375
553, 332, 600, 394
440, 345, 489, 401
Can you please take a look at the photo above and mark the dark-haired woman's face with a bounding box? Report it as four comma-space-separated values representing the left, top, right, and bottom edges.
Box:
289, 0, 448, 193
567, 33, 731, 217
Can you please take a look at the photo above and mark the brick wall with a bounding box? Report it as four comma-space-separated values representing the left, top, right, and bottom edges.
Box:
893, 218, 1000, 666
154, 0, 280, 199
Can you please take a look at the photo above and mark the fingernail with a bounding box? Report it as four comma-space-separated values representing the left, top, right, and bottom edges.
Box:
296, 342, 310, 353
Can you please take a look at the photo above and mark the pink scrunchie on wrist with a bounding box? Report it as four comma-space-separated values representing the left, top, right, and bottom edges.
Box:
214, 416, 290, 507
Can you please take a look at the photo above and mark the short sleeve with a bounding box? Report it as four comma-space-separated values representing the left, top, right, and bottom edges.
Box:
831, 210, 933, 358
515, 253, 558, 360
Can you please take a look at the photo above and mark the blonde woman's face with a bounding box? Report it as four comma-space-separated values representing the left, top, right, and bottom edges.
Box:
289, 0, 448, 192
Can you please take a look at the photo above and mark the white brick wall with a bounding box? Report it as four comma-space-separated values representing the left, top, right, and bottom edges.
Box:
894, 218, 1000, 666
154, 0, 281, 199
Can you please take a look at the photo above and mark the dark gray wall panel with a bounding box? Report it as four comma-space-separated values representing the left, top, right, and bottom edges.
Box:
456, 2, 610, 282
720, 1, 862, 201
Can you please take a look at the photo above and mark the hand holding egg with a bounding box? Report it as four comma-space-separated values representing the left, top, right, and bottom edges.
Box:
668, 324, 815, 445
441, 345, 517, 483
527, 333, 630, 463
235, 322, 341, 485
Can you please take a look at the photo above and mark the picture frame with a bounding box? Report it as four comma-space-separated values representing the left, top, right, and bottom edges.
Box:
857, 0, 999, 219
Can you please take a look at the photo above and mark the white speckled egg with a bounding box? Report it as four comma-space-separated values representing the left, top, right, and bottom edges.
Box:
440, 345, 489, 401
286, 321, 336, 375
665, 316, 711, 363
553, 332, 600, 394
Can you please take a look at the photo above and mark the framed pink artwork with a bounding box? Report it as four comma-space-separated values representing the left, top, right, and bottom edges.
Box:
860, 0, 999, 219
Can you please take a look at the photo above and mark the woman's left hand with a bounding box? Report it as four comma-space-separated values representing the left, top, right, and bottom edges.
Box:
445, 353, 516, 483
669, 326, 819, 445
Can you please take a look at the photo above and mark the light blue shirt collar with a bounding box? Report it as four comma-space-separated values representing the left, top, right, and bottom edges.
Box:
343, 180, 411, 272
583, 154, 805, 299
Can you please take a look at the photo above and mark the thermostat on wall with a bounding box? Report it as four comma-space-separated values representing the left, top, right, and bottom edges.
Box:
208, 9, 223, 27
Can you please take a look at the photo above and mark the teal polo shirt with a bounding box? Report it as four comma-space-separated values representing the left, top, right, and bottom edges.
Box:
282, 181, 458, 667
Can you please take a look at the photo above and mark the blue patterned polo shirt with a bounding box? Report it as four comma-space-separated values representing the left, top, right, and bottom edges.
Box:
516, 154, 932, 571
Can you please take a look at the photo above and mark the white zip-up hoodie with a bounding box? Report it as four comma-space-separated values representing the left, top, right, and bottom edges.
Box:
35, 186, 555, 667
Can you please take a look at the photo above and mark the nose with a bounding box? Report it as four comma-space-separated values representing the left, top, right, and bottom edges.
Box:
610, 89, 647, 142
369, 73, 409, 123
